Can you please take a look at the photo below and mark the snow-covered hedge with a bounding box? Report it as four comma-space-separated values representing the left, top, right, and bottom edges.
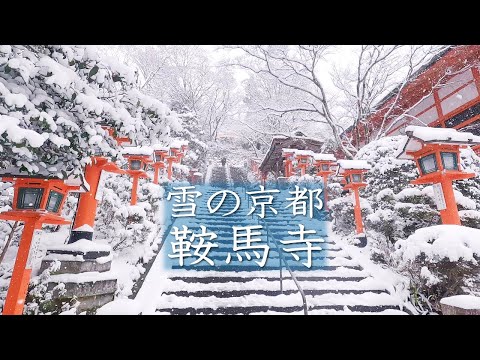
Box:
394, 225, 480, 313
0, 46, 188, 311
0, 45, 180, 177
93, 173, 166, 297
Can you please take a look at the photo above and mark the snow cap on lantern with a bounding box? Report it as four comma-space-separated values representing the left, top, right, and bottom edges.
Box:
282, 148, 297, 159
121, 146, 154, 173
294, 149, 314, 162
336, 159, 370, 188
168, 139, 188, 163
397, 125, 480, 225
151, 144, 170, 184
397, 126, 480, 183
313, 153, 337, 173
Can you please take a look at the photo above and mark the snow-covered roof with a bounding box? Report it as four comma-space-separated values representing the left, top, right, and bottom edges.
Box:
152, 144, 170, 152
169, 139, 188, 148
336, 159, 371, 174
406, 125, 480, 143
397, 125, 480, 160
313, 153, 336, 161
397, 126, 480, 160
294, 150, 315, 157
282, 148, 297, 154
259, 136, 323, 173
121, 146, 153, 156
0, 165, 89, 192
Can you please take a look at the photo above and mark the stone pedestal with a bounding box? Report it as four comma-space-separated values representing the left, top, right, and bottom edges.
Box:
440, 295, 480, 315
354, 234, 368, 248
38, 240, 117, 314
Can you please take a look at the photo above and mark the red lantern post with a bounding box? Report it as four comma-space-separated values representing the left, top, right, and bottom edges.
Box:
0, 169, 88, 315
152, 145, 169, 185
313, 153, 337, 210
337, 160, 371, 244
121, 147, 153, 205
397, 126, 480, 225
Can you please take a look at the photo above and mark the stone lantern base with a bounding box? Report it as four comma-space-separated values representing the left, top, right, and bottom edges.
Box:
354, 234, 367, 248
38, 240, 117, 314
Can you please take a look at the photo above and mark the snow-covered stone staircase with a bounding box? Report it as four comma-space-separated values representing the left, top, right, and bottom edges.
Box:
153, 166, 408, 314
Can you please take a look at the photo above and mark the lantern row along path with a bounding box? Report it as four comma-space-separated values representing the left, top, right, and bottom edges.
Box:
133, 166, 409, 315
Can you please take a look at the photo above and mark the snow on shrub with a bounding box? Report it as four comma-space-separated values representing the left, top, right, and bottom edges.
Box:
395, 225, 480, 262
329, 195, 372, 235
0, 46, 188, 308
0, 45, 180, 178
394, 225, 480, 313
460, 210, 480, 229
93, 173, 166, 297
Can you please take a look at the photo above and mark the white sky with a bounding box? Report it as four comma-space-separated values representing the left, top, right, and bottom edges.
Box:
201, 45, 360, 92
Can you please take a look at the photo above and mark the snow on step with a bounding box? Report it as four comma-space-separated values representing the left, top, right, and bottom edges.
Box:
163, 267, 370, 279
250, 308, 408, 315
161, 277, 393, 293
156, 291, 402, 310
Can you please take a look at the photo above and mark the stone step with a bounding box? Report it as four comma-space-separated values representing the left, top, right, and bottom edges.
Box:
156, 304, 405, 315
168, 275, 370, 283
165, 267, 369, 279
162, 277, 389, 293
170, 264, 362, 272
40, 256, 112, 275
156, 292, 403, 313
162, 288, 387, 298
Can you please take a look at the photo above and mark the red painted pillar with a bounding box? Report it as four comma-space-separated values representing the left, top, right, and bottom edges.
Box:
131, 175, 139, 205
261, 173, 267, 186
439, 178, 461, 225
3, 219, 38, 315
284, 159, 292, 177
70, 157, 104, 242
153, 165, 159, 185
167, 158, 174, 180
352, 188, 364, 234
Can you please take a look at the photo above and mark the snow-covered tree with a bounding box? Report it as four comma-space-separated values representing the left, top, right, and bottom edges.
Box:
0, 45, 181, 178
226, 45, 444, 159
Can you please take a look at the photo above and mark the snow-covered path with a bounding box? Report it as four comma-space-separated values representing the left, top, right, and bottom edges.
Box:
122, 170, 411, 315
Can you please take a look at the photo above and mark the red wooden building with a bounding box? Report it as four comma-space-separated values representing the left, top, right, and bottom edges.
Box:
342, 45, 480, 155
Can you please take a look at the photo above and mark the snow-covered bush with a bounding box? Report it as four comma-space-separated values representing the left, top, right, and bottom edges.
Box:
0, 45, 188, 307
95, 174, 163, 251
460, 210, 480, 229
0, 46, 180, 178
92, 173, 165, 297
329, 135, 480, 312
329, 195, 372, 235
395, 225, 480, 313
